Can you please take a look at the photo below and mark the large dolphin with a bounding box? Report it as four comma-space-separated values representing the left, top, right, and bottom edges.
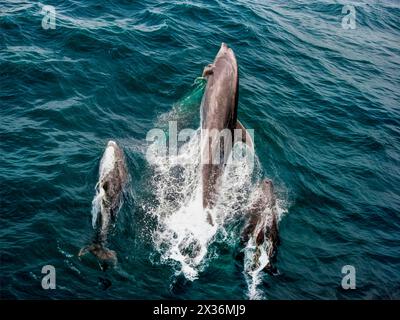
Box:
201, 43, 253, 218
241, 179, 279, 273
79, 140, 128, 263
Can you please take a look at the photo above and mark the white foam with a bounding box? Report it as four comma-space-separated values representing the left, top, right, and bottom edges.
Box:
99, 142, 116, 178
149, 131, 215, 280
91, 186, 104, 228
91, 142, 117, 229
148, 131, 254, 279
246, 270, 265, 300
146, 121, 287, 298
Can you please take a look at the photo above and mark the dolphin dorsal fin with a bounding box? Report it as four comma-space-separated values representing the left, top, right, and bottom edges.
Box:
235, 120, 254, 151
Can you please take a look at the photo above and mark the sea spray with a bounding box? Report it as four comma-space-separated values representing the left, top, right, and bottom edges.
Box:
146, 80, 287, 297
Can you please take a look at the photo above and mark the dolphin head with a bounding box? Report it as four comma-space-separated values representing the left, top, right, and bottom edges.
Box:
215, 42, 237, 65
107, 140, 117, 148
202, 43, 237, 78
261, 179, 274, 196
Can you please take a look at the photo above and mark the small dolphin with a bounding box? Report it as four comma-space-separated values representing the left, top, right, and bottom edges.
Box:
79, 140, 128, 264
241, 179, 279, 273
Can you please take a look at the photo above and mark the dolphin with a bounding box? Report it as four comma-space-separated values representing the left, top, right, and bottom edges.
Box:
200, 43, 253, 219
79, 140, 128, 264
241, 179, 279, 273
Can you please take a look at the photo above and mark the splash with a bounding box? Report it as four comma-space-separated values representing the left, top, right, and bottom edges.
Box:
91, 185, 105, 229
99, 142, 116, 177
147, 127, 260, 280
146, 80, 287, 296
90, 142, 116, 229
148, 130, 214, 280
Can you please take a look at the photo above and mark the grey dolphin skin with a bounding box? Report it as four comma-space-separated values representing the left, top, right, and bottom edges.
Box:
79, 140, 128, 264
241, 179, 279, 273
201, 43, 253, 215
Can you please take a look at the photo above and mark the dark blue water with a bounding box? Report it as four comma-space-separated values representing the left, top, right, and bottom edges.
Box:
1, 0, 400, 299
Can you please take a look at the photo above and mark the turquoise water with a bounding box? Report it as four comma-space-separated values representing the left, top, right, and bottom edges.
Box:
1, 0, 400, 299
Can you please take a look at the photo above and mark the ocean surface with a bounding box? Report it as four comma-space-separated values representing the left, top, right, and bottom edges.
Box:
1, 0, 400, 299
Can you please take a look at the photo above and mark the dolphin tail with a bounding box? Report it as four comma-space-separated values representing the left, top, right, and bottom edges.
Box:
235, 120, 254, 151
78, 243, 117, 264
263, 222, 280, 275
263, 261, 279, 275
